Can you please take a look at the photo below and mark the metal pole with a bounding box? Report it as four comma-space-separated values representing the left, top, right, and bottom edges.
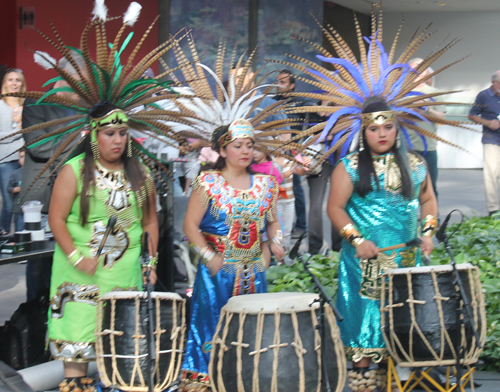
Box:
248, 0, 259, 71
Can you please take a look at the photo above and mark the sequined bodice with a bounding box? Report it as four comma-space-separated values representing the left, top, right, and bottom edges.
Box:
194, 171, 278, 273
341, 152, 426, 256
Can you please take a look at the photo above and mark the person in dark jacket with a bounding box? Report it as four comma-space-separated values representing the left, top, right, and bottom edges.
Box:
7, 148, 24, 231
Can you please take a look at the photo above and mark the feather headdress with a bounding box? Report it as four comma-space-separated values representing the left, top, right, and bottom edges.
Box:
275, 9, 474, 166
0, 1, 197, 193
152, 35, 312, 157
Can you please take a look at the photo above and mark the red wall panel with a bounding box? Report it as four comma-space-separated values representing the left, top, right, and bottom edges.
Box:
16, 0, 159, 90
0, 0, 18, 70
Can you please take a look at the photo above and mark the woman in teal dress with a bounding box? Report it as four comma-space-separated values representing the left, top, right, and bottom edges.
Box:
48, 102, 158, 385
327, 98, 438, 390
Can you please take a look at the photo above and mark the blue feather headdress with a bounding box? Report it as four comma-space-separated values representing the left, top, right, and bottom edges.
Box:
272, 9, 474, 167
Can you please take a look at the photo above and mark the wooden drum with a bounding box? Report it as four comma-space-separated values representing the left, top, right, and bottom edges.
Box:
209, 292, 346, 392
380, 263, 486, 367
95, 291, 186, 391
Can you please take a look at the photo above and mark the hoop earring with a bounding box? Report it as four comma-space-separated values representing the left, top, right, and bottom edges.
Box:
90, 129, 100, 160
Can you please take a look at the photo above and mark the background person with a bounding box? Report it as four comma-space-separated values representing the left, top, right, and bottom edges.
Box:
468, 70, 500, 215
7, 147, 25, 231
0, 68, 26, 233
407, 58, 446, 199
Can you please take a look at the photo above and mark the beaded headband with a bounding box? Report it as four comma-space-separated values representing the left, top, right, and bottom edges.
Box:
89, 109, 129, 132
216, 119, 255, 151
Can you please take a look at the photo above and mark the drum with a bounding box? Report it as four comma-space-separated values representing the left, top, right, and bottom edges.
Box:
95, 291, 186, 391
380, 263, 486, 367
209, 292, 346, 392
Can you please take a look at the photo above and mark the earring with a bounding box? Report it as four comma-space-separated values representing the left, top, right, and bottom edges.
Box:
396, 133, 401, 148
127, 133, 132, 158
359, 132, 364, 152
90, 129, 100, 160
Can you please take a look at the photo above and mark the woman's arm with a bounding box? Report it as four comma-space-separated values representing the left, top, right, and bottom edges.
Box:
48, 164, 99, 275
141, 184, 159, 284
183, 186, 224, 276
419, 172, 438, 256
327, 162, 378, 259
266, 200, 285, 263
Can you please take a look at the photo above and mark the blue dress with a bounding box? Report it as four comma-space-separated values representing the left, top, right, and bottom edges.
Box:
336, 152, 426, 363
181, 171, 279, 386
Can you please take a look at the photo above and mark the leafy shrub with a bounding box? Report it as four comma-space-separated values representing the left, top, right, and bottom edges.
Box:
267, 251, 340, 299
267, 216, 500, 371
431, 215, 500, 371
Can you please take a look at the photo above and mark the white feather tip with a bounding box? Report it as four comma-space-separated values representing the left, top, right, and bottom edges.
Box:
34, 51, 56, 70
92, 0, 108, 21
123, 2, 142, 26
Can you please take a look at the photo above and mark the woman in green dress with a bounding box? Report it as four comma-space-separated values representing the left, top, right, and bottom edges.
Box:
47, 102, 158, 384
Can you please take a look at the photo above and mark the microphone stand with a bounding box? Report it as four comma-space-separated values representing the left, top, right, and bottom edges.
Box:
142, 232, 156, 392
299, 253, 343, 392
440, 228, 481, 390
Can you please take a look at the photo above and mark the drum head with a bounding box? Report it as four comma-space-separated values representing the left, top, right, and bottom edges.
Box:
384, 263, 475, 276
223, 292, 319, 314
99, 290, 183, 301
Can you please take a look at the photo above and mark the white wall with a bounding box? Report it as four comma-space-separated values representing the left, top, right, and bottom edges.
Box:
384, 11, 500, 168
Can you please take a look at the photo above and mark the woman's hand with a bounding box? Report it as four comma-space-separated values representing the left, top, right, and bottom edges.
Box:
206, 253, 224, 277
142, 268, 157, 285
75, 257, 99, 276
270, 242, 285, 261
421, 236, 434, 257
355, 240, 379, 259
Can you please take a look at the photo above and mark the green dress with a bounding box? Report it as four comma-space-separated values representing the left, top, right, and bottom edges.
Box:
48, 153, 154, 362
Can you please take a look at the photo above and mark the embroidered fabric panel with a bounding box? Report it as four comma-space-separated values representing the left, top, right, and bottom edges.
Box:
193, 171, 278, 272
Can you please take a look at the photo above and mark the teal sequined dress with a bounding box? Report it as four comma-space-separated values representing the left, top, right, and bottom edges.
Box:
337, 152, 426, 363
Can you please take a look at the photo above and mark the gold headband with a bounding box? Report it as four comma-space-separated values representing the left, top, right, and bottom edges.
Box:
89, 109, 129, 132
361, 110, 397, 129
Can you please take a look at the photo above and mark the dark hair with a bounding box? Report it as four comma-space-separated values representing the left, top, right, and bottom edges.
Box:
356, 97, 414, 198
74, 103, 150, 225
278, 69, 295, 85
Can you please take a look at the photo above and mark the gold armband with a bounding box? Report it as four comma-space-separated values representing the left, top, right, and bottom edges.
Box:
339, 223, 365, 248
422, 215, 438, 237
67, 249, 84, 266
271, 230, 283, 247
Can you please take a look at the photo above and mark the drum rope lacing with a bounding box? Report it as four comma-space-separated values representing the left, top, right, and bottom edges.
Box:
210, 305, 346, 392
95, 295, 186, 391
382, 267, 486, 367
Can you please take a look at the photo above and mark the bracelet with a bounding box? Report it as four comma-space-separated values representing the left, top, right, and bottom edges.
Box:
190, 243, 216, 265
67, 249, 84, 266
339, 223, 365, 249
422, 215, 438, 237
73, 255, 84, 267
271, 230, 283, 247
199, 246, 216, 265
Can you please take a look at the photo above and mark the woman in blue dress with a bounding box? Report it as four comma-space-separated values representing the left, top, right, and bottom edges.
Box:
328, 98, 438, 391
180, 119, 285, 391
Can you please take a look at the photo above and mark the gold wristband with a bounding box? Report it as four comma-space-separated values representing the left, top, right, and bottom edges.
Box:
271, 230, 283, 247
73, 255, 84, 267
339, 223, 365, 249
67, 249, 83, 265
422, 215, 438, 237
